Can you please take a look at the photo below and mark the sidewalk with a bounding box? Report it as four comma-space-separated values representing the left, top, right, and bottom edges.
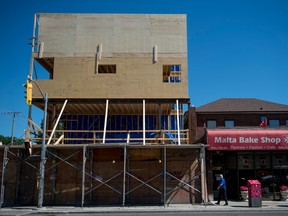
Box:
1, 200, 288, 214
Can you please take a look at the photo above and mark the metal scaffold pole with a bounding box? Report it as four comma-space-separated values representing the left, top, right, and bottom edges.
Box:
143, 100, 146, 145
25, 14, 38, 144
122, 145, 127, 206
0, 146, 8, 208
163, 145, 167, 207
89, 149, 94, 203
38, 93, 48, 208
81, 145, 87, 207
14, 150, 21, 205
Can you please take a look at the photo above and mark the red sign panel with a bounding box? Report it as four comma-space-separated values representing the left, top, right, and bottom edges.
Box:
207, 130, 288, 151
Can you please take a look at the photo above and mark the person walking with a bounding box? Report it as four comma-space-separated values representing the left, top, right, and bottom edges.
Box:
215, 174, 228, 206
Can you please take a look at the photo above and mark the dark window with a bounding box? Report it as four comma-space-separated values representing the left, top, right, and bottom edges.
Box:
98, 65, 116, 73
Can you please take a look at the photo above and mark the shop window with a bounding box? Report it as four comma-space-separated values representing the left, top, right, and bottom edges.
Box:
269, 120, 279, 128
163, 65, 181, 83
225, 120, 234, 128
273, 153, 288, 169
259, 116, 268, 127
98, 65, 116, 73
238, 153, 254, 170
225, 153, 237, 169
255, 153, 271, 169
207, 120, 217, 128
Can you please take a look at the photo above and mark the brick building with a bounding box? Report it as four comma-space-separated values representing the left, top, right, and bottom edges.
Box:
188, 98, 288, 201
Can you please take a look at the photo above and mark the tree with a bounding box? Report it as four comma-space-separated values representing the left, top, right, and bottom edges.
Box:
0, 135, 24, 145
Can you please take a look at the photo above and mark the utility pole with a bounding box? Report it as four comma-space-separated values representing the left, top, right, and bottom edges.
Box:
1, 112, 22, 144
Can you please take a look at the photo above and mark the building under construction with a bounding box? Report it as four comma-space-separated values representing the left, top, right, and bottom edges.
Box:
0, 14, 207, 207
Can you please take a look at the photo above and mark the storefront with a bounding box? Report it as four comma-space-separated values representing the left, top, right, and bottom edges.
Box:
206, 129, 288, 200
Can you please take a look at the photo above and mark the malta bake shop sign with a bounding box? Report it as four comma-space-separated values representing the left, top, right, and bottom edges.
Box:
207, 129, 288, 150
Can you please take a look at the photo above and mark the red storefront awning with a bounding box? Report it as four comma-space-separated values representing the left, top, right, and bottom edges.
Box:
207, 129, 288, 151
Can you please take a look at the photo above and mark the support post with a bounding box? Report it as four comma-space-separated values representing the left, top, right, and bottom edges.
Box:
38, 93, 48, 208
188, 106, 194, 144
0, 146, 8, 207
127, 131, 130, 143
51, 150, 57, 205
81, 145, 87, 207
89, 149, 94, 203
0, 112, 21, 144
200, 144, 208, 205
103, 100, 109, 144
176, 100, 181, 145
25, 13, 38, 144
163, 145, 167, 207
53, 135, 64, 145
122, 145, 127, 206
47, 99, 67, 145
14, 150, 21, 205
143, 100, 146, 145
11, 113, 16, 144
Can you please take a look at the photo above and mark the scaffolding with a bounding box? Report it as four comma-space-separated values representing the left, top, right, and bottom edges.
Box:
10, 13, 205, 207
0, 143, 208, 207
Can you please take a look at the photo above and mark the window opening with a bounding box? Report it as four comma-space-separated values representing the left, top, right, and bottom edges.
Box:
207, 120, 217, 128
98, 65, 116, 74
225, 120, 234, 128
163, 65, 181, 83
34, 58, 54, 80
269, 120, 279, 128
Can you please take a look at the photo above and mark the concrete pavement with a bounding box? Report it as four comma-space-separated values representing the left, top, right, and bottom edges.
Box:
1, 200, 288, 214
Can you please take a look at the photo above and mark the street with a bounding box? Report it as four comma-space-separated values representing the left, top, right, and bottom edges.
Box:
59, 212, 288, 216
1, 210, 288, 216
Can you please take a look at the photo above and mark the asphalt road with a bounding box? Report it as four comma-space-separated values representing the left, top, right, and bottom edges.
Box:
1, 210, 287, 216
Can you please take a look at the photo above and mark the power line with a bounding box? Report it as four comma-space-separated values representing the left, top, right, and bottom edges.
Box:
1, 112, 23, 144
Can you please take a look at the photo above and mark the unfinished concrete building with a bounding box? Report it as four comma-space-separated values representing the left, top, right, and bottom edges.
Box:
0, 14, 206, 207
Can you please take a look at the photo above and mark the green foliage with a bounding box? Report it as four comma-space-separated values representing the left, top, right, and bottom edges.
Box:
0, 135, 24, 145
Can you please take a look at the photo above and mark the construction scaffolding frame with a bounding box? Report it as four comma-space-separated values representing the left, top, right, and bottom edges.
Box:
0, 144, 208, 207
15, 13, 199, 207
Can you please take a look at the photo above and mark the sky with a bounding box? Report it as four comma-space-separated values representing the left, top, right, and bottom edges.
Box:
0, 0, 288, 138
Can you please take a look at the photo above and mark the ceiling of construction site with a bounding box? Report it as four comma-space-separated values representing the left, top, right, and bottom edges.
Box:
32, 99, 189, 115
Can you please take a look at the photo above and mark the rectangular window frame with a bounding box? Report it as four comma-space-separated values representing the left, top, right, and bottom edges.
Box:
269, 119, 280, 128
98, 64, 117, 74
207, 120, 217, 128
163, 64, 182, 83
225, 120, 235, 128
